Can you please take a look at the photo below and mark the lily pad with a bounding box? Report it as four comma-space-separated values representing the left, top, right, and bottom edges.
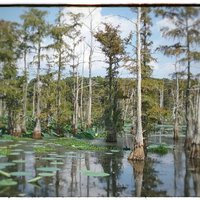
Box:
42, 157, 63, 161
0, 179, 17, 186
0, 155, 6, 159
9, 152, 20, 156
0, 170, 11, 177
0, 162, 16, 167
38, 172, 55, 177
105, 152, 113, 155
18, 193, 26, 197
28, 176, 42, 183
0, 140, 14, 143
81, 170, 110, 177
12, 149, 24, 152
9, 144, 20, 148
56, 155, 66, 158
50, 161, 64, 165
12, 159, 26, 163
24, 151, 34, 154
37, 167, 60, 172
18, 141, 27, 143
110, 150, 120, 153
10, 171, 32, 177
0, 166, 6, 170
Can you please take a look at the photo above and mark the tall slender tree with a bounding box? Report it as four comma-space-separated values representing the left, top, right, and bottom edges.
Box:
155, 7, 200, 149
140, 7, 155, 78
128, 7, 145, 160
0, 20, 21, 135
95, 23, 125, 142
21, 8, 48, 139
66, 12, 83, 134
48, 8, 71, 136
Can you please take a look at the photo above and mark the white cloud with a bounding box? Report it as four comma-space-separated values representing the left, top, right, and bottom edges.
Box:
61, 7, 134, 78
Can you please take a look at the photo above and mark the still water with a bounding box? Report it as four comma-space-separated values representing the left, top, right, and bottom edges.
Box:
0, 136, 199, 197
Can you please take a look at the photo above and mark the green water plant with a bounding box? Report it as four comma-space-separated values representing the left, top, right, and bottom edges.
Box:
10, 172, 32, 177
38, 173, 55, 177
0, 179, 17, 186
34, 146, 55, 153
147, 144, 169, 155
37, 167, 60, 172
81, 169, 110, 177
28, 176, 42, 183
0, 147, 11, 156
0, 170, 11, 177
54, 138, 107, 151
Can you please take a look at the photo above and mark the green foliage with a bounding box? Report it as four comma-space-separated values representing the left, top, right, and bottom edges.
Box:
33, 146, 55, 153
75, 129, 95, 140
95, 23, 125, 142
0, 178, 17, 186
147, 144, 169, 155
54, 138, 107, 151
0, 147, 11, 156
81, 169, 110, 177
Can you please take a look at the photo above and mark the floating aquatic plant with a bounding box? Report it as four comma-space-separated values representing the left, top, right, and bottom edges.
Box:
38, 172, 55, 177
81, 170, 110, 177
0, 162, 16, 167
0, 170, 11, 177
147, 144, 170, 155
37, 167, 60, 172
50, 161, 64, 165
10, 171, 32, 177
0, 179, 17, 186
12, 159, 26, 163
28, 176, 42, 183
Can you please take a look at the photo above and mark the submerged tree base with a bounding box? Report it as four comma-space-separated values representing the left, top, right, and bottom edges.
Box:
33, 129, 42, 139
106, 132, 117, 143
128, 146, 145, 161
185, 137, 192, 151
190, 143, 200, 159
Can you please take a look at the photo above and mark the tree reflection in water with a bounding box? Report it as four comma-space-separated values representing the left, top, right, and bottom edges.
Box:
130, 158, 167, 197
97, 151, 125, 197
189, 159, 200, 196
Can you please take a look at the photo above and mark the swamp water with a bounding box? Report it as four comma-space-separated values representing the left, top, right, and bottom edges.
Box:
0, 136, 199, 197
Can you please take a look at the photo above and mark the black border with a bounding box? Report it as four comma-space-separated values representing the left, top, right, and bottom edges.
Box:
0, 3, 199, 7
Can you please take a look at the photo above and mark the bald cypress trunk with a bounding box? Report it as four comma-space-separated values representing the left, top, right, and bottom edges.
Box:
128, 7, 145, 161
33, 42, 42, 139
190, 86, 200, 158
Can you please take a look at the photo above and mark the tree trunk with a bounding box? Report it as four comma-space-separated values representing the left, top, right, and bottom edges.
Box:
185, 15, 193, 149
75, 66, 79, 133
33, 43, 42, 139
159, 87, 164, 108
80, 44, 85, 129
32, 82, 36, 118
190, 87, 200, 158
128, 7, 144, 161
174, 66, 180, 140
106, 58, 117, 143
21, 51, 28, 133
56, 52, 62, 136
87, 13, 94, 128
0, 98, 3, 117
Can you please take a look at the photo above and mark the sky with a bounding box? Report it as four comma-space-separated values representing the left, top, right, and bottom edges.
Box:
0, 6, 199, 79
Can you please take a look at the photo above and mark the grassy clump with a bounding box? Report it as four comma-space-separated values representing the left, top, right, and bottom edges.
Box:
2, 135, 32, 141
34, 146, 55, 153
148, 144, 168, 155
0, 147, 11, 156
54, 138, 107, 151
